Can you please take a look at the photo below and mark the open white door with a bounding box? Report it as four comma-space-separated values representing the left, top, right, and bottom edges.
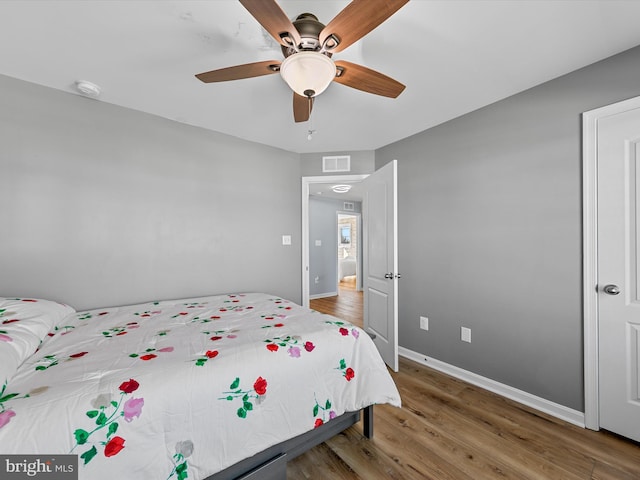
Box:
595, 100, 640, 442
362, 160, 398, 372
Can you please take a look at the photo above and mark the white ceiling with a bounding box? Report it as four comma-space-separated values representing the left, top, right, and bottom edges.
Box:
2, 1, 640, 154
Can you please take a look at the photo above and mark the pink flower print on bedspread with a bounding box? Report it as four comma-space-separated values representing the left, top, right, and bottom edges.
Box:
263, 335, 316, 358
202, 329, 239, 341
128, 346, 174, 361
47, 324, 76, 338
0, 409, 16, 428
101, 322, 140, 338
133, 309, 162, 319
71, 378, 144, 465
0, 382, 30, 430
312, 396, 337, 429
219, 376, 268, 419
325, 319, 361, 340
122, 397, 144, 422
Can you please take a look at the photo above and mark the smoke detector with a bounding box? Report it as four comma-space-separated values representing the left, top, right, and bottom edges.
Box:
74, 80, 101, 98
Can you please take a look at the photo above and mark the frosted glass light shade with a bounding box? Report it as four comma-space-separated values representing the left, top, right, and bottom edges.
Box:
280, 51, 336, 98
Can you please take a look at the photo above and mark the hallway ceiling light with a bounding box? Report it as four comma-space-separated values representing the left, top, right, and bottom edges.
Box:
74, 80, 101, 98
332, 184, 352, 193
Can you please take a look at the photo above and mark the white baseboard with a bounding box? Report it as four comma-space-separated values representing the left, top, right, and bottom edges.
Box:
309, 291, 338, 300
399, 346, 585, 428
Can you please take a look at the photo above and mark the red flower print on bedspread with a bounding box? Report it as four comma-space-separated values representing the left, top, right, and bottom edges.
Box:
71, 378, 144, 465
325, 320, 361, 339
34, 351, 89, 371
77, 310, 111, 321
129, 346, 174, 361
312, 396, 337, 429
336, 359, 355, 381
219, 376, 268, 418
119, 379, 139, 394
104, 436, 125, 457
264, 335, 316, 358
194, 349, 219, 366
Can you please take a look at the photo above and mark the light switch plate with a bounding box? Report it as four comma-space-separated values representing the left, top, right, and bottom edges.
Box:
282, 235, 292, 245
461, 327, 471, 343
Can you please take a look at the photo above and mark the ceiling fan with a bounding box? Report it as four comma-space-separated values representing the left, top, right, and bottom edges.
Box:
195, 0, 408, 122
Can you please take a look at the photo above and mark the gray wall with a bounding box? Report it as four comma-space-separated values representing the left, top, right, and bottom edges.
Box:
377, 45, 640, 411
309, 196, 361, 297
0, 74, 302, 310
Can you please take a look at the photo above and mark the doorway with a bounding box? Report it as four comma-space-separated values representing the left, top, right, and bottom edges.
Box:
303, 175, 366, 328
301, 174, 367, 307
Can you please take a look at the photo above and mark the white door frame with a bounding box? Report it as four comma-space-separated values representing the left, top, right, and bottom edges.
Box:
582, 94, 640, 430
302, 174, 368, 307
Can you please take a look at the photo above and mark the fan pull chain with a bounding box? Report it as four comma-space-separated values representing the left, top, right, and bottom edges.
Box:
307, 96, 315, 141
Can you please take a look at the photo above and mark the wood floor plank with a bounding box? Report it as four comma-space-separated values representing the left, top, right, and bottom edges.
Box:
374, 403, 518, 480
591, 459, 639, 480
324, 427, 418, 480
286, 441, 361, 480
298, 283, 640, 479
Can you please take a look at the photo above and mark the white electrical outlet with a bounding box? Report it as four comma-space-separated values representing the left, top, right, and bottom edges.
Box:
461, 327, 471, 343
420, 316, 429, 331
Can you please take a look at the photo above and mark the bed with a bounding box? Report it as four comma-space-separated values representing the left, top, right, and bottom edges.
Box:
0, 293, 400, 479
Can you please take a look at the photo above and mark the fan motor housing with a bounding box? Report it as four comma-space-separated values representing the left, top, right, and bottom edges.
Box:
281, 13, 330, 57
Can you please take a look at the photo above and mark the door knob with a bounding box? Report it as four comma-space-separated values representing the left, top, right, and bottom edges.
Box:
384, 272, 394, 279
602, 284, 620, 295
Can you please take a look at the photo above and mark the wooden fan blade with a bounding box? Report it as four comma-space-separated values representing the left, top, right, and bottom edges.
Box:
334, 60, 405, 98
239, 0, 301, 48
195, 60, 281, 83
293, 93, 314, 123
319, 0, 408, 53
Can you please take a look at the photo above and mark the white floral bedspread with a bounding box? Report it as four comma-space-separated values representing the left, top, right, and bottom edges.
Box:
0, 293, 400, 479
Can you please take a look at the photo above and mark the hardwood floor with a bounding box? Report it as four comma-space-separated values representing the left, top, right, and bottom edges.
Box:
310, 277, 363, 328
300, 281, 640, 479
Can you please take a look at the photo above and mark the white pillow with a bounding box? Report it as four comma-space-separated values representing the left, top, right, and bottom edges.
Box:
0, 297, 75, 386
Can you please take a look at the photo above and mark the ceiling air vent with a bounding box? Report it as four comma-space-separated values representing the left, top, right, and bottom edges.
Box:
322, 155, 350, 173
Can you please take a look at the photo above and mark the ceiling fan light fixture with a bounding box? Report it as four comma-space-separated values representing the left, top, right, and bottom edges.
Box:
280, 51, 336, 98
